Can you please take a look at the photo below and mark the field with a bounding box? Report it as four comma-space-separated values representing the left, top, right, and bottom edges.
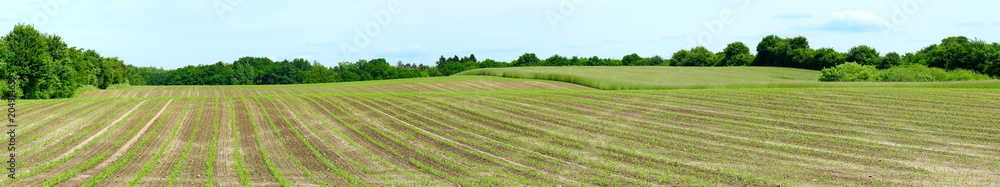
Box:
8, 67, 1000, 186
77, 76, 594, 98
458, 66, 1000, 90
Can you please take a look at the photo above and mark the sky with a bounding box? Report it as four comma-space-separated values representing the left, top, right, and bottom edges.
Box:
1, 0, 998, 69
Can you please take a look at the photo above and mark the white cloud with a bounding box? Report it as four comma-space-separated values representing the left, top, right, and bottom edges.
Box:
802, 10, 887, 33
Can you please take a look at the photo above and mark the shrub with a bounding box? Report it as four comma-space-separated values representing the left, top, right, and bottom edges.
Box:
822, 63, 993, 82
819, 62, 876, 82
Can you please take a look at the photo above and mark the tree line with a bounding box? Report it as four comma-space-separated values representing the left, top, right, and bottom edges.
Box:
135, 57, 428, 85
1, 24, 133, 99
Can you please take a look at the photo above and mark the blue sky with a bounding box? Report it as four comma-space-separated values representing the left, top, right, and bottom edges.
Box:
1, 0, 998, 69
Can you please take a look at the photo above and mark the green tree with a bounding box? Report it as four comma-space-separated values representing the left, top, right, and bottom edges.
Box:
879, 52, 902, 69
302, 62, 338, 83
3, 24, 58, 99
642, 56, 666, 66
753, 35, 785, 66
231, 62, 259, 85
791, 48, 815, 69
809, 48, 846, 70
97, 57, 126, 88
621, 53, 643, 66
545, 54, 571, 66
468, 54, 478, 63
569, 56, 585, 66
846, 45, 880, 66
720, 42, 751, 66
788, 36, 810, 50
672, 47, 717, 66
925, 37, 998, 75
728, 54, 755, 66
512, 53, 541, 67
479, 59, 507, 68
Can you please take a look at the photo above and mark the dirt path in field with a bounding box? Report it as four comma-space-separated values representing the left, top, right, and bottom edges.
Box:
214, 97, 240, 186
67, 99, 174, 182
53, 100, 149, 160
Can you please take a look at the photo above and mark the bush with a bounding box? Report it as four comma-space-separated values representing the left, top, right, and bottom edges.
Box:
943, 69, 992, 81
822, 63, 992, 82
820, 62, 876, 82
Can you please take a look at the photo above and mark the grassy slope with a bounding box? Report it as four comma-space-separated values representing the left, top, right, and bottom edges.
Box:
458, 66, 1000, 90
77, 76, 595, 98
108, 76, 543, 91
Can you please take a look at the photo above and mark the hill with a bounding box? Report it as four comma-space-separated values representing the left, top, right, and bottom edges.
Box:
77, 76, 595, 98
457, 66, 1000, 90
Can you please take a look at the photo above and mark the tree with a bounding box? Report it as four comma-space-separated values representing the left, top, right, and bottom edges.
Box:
622, 53, 643, 66
670, 50, 688, 66
846, 45, 880, 66
512, 53, 541, 67
231, 62, 259, 85
3, 24, 58, 99
97, 57, 127, 88
569, 56, 585, 66
788, 36, 810, 50
291, 58, 311, 71
479, 59, 507, 68
672, 47, 717, 66
585, 56, 600, 66
753, 35, 785, 66
544, 55, 570, 66
879, 52, 902, 69
925, 37, 998, 75
791, 48, 815, 69
302, 62, 337, 83
728, 54, 755, 66
809, 48, 846, 70
720, 42, 751, 66
468, 54, 478, 63
642, 56, 666, 66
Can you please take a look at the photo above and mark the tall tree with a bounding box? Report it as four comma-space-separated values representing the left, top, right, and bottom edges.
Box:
788, 36, 810, 50
302, 62, 338, 83
809, 48, 846, 70
753, 35, 789, 67
643, 56, 666, 66
925, 37, 998, 75
468, 54, 477, 63
879, 52, 902, 69
672, 47, 717, 66
621, 53, 643, 66
846, 45, 880, 66
720, 42, 751, 66
512, 53, 541, 67
3, 24, 58, 99
545, 54, 570, 66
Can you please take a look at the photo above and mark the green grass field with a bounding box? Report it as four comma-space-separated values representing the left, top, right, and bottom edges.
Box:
11, 67, 999, 186
458, 66, 1000, 90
